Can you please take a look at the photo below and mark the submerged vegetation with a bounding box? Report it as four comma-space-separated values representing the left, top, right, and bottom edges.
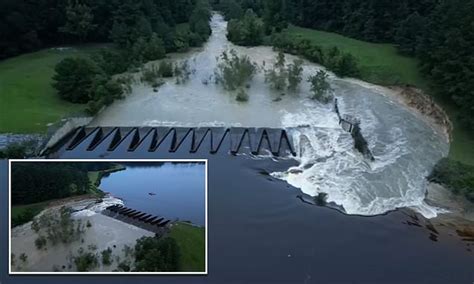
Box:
270, 34, 360, 79
31, 206, 87, 250
264, 51, 304, 93
174, 60, 193, 85
215, 50, 256, 101
264, 52, 288, 91
308, 70, 332, 103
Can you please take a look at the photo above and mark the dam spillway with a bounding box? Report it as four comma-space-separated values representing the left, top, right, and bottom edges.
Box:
102, 205, 171, 234
45, 126, 297, 157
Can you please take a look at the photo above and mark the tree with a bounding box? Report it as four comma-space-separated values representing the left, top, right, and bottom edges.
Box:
52, 57, 102, 103
189, 0, 212, 45
308, 70, 332, 103
263, 0, 288, 34
144, 33, 166, 61
227, 9, 264, 46
87, 77, 124, 114
395, 12, 425, 55
109, 21, 131, 47
219, 0, 244, 20
59, 0, 96, 41
134, 237, 180, 272
334, 53, 360, 78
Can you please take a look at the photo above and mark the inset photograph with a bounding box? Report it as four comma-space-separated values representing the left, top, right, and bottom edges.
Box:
9, 159, 207, 274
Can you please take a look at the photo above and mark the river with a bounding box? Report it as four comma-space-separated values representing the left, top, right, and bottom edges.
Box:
90, 13, 449, 218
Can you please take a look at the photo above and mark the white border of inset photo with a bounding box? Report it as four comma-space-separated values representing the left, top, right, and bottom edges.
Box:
8, 159, 208, 275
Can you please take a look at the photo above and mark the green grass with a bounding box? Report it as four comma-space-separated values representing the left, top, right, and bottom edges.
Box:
11, 201, 50, 226
283, 25, 427, 88
285, 25, 474, 165
0, 45, 105, 134
168, 222, 205, 272
11, 201, 49, 221
432, 97, 474, 166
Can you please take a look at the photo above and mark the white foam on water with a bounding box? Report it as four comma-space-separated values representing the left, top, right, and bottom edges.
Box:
72, 195, 124, 218
272, 100, 448, 218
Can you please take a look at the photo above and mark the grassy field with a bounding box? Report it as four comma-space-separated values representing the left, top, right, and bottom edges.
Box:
0, 45, 103, 134
169, 222, 205, 272
284, 25, 474, 165
283, 25, 427, 88
10, 201, 50, 223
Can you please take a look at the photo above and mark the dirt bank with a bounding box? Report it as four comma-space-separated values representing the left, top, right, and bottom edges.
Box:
388, 86, 453, 142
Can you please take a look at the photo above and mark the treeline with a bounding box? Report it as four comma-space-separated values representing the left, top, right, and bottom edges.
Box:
1, 0, 210, 59
11, 162, 116, 205
218, 1, 361, 79
213, 0, 474, 131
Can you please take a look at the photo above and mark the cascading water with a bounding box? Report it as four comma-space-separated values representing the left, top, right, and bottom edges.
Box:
90, 13, 449, 218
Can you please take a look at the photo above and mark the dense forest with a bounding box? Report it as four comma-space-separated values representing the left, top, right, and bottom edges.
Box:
214, 0, 474, 131
11, 162, 115, 205
0, 0, 210, 59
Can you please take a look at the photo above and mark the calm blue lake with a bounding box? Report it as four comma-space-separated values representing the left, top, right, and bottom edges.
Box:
99, 162, 205, 226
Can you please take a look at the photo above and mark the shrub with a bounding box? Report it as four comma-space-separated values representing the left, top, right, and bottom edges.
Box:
74, 249, 98, 272
159, 61, 174, 77
86, 77, 125, 114
101, 247, 113, 265
117, 261, 131, 272
236, 89, 249, 102
35, 236, 47, 250
174, 60, 192, 84
140, 64, 161, 86
19, 253, 28, 263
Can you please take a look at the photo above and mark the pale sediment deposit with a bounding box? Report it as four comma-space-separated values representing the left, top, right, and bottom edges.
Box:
11, 197, 153, 272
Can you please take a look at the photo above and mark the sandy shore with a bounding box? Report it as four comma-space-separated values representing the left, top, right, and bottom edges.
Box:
11, 197, 154, 272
